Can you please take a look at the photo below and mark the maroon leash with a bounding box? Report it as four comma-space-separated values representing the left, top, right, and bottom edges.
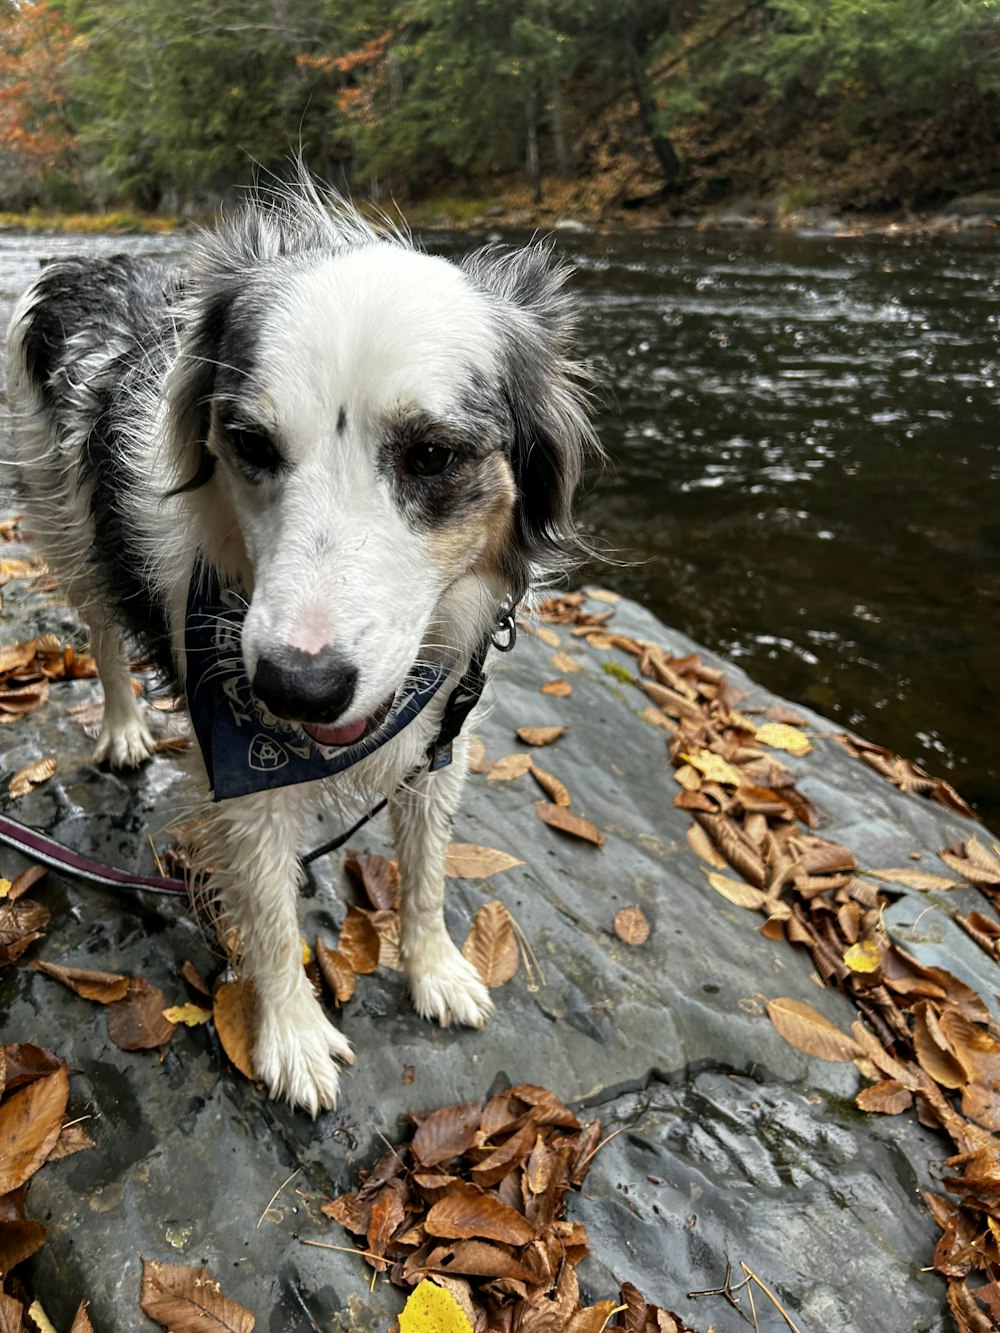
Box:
0, 813, 189, 897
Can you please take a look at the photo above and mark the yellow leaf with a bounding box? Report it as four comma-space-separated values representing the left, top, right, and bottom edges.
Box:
0, 879, 11, 900
680, 750, 744, 786
301, 938, 313, 966
754, 722, 813, 756
399, 1279, 474, 1333
844, 940, 882, 973
162, 1004, 213, 1026
28, 1303, 58, 1333
705, 870, 766, 910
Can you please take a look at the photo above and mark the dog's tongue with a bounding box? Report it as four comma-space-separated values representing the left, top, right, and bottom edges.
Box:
303, 718, 368, 747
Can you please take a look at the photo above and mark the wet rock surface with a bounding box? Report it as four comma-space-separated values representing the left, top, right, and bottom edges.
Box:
0, 541, 987, 1330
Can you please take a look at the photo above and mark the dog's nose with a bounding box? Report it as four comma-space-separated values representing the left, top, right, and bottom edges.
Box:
252, 645, 358, 722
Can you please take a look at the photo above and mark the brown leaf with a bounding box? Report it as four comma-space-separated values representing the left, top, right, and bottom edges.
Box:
0, 1292, 26, 1333
6, 867, 45, 902
345, 851, 400, 911
535, 626, 560, 648
368, 1187, 405, 1271
613, 907, 650, 947
765, 997, 862, 1063
425, 1193, 535, 1246
315, 938, 355, 1004
0, 1066, 69, 1194
539, 680, 572, 697
856, 1079, 914, 1115
106, 978, 176, 1051
551, 651, 580, 674
69, 1302, 94, 1333
412, 1100, 484, 1167
32, 960, 130, 1003
704, 870, 766, 910
424, 1240, 535, 1282
140, 1257, 255, 1331
338, 906, 380, 974
213, 980, 258, 1081
515, 726, 567, 747
370, 909, 402, 971
867, 867, 960, 891
535, 802, 604, 847
0, 899, 50, 946
461, 902, 519, 988
529, 762, 571, 807
487, 753, 533, 782
0, 1218, 46, 1273
685, 823, 727, 869
444, 844, 523, 879
8, 757, 56, 800
1, 1044, 60, 1094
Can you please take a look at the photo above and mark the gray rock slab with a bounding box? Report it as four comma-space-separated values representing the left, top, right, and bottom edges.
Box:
0, 555, 987, 1331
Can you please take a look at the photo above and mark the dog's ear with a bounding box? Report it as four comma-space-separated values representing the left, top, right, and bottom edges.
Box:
462, 244, 598, 589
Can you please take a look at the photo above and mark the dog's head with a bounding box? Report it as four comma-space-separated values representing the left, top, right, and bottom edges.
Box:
165, 181, 596, 744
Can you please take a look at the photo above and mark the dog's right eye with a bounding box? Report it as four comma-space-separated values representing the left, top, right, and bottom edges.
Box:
225, 424, 283, 476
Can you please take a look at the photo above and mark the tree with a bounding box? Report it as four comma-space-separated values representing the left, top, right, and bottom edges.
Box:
0, 0, 80, 203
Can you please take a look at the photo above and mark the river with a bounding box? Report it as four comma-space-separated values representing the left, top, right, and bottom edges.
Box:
1, 223, 996, 824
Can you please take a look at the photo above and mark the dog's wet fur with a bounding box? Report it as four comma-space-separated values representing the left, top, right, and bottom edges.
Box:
5, 177, 596, 1112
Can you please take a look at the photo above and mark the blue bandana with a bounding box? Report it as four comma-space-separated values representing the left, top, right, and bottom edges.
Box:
184, 564, 450, 801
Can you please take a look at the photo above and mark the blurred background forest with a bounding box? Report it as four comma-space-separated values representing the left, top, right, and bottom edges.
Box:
1, 0, 999, 221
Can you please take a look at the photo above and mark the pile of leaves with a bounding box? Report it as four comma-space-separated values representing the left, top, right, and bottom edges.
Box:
536, 590, 1000, 1330
0, 635, 96, 727
322, 1083, 698, 1332
0, 1041, 95, 1331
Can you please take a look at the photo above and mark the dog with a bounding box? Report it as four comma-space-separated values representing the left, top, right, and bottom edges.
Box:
5, 177, 596, 1113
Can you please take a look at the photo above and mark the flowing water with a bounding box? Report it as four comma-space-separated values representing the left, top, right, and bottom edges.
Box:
1, 224, 997, 823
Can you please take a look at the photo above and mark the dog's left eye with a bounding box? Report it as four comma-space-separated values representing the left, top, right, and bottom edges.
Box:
405, 442, 455, 477
225, 424, 283, 475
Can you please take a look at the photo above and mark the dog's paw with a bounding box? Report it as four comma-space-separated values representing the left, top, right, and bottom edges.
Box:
407, 938, 494, 1029
94, 715, 156, 769
255, 992, 354, 1117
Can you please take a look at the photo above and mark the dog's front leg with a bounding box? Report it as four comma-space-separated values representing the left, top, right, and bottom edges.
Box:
204, 787, 353, 1114
390, 743, 493, 1029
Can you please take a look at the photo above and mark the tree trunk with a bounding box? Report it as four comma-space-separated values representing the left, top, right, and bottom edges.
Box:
549, 77, 572, 178
525, 84, 542, 203
624, 32, 681, 191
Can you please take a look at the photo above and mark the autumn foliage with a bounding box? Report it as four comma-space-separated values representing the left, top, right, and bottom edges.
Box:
0, 0, 76, 182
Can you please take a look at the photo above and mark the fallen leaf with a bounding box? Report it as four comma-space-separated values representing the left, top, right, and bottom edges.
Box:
424, 1239, 535, 1282
444, 844, 523, 879
516, 726, 567, 747
399, 1279, 473, 1333
535, 627, 560, 648
844, 940, 882, 974
704, 870, 766, 910
765, 997, 862, 1063
585, 587, 620, 604
315, 938, 356, 1003
368, 1186, 405, 1270
680, 750, 744, 787
462, 901, 519, 987
107, 979, 176, 1051
1, 1043, 61, 1093
685, 823, 727, 869
551, 651, 580, 674
213, 980, 258, 1081
0, 1218, 46, 1273
535, 802, 604, 847
338, 906, 381, 974
412, 1100, 483, 1167
486, 753, 532, 782
867, 868, 961, 891
162, 1003, 212, 1026
8, 757, 56, 800
753, 722, 813, 755
32, 960, 130, 1003
69, 1302, 94, 1333
0, 1293, 25, 1333
46, 1119, 96, 1161
140, 1257, 255, 1331
540, 679, 572, 697
0, 1066, 69, 1194
613, 907, 650, 947
345, 851, 400, 911
529, 762, 571, 807
26, 1305, 56, 1333
856, 1079, 913, 1115
425, 1193, 535, 1246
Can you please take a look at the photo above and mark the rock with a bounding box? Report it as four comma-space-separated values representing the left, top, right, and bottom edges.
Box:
939, 191, 1000, 219
0, 538, 981, 1328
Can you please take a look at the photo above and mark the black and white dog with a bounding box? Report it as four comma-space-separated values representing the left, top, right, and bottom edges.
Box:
5, 179, 595, 1113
